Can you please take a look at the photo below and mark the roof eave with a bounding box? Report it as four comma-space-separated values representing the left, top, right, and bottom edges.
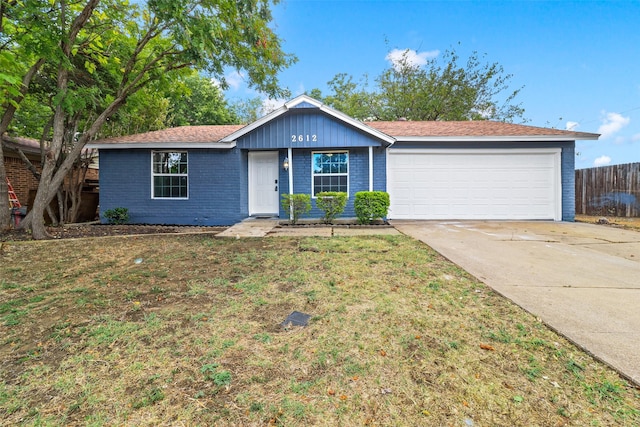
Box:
3, 143, 41, 155
86, 141, 237, 150
394, 134, 600, 143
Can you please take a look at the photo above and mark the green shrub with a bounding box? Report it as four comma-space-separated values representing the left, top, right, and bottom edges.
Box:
354, 191, 390, 224
315, 192, 348, 224
103, 207, 130, 224
281, 194, 311, 224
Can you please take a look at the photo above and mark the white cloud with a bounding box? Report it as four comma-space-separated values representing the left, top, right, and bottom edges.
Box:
565, 121, 579, 131
597, 112, 630, 139
261, 98, 286, 116
385, 48, 440, 70
593, 155, 612, 167
632, 133, 640, 142
225, 71, 245, 91
294, 83, 306, 97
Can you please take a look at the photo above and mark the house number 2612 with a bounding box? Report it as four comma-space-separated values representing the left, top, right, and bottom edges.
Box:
291, 134, 317, 142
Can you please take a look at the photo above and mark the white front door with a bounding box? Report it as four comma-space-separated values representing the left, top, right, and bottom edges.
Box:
248, 151, 280, 216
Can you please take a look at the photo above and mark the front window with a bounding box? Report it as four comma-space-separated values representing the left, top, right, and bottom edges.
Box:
152, 151, 188, 198
312, 151, 348, 196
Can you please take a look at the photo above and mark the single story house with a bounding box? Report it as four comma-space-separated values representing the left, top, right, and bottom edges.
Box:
88, 95, 599, 225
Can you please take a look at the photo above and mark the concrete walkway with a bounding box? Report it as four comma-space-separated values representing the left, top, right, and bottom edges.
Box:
216, 218, 280, 238
391, 220, 640, 386
216, 218, 400, 238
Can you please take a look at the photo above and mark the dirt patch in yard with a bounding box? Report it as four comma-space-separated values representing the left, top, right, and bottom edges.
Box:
575, 215, 640, 232
1, 223, 225, 241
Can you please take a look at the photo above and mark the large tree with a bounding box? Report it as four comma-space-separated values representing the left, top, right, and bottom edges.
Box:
0, 0, 295, 238
312, 47, 525, 123
0, 0, 50, 229
167, 73, 238, 126
317, 73, 377, 121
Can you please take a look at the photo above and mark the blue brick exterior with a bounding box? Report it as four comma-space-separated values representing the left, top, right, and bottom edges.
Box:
99, 148, 246, 225
278, 147, 387, 219
560, 143, 576, 221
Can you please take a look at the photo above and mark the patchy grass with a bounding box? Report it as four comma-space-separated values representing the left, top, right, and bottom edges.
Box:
0, 234, 639, 426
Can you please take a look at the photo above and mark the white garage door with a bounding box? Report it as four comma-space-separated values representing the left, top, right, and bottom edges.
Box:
387, 148, 561, 220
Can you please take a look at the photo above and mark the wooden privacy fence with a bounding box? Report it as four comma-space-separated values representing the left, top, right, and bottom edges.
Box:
575, 162, 640, 217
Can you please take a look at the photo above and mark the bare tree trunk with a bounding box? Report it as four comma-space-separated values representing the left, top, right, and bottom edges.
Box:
65, 161, 88, 223
56, 189, 64, 226
12, 144, 42, 179
0, 150, 9, 231
28, 75, 68, 239
46, 204, 57, 226
28, 154, 58, 239
63, 187, 70, 223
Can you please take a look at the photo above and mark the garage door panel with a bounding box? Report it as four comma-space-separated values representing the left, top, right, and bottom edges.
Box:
388, 149, 560, 220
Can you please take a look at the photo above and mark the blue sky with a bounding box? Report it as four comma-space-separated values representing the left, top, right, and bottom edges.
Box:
224, 0, 640, 168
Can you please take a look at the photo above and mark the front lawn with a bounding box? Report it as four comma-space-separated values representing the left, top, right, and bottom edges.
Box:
1, 234, 638, 426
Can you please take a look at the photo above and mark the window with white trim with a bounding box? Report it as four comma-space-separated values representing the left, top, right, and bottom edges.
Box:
312, 151, 348, 196
152, 151, 188, 198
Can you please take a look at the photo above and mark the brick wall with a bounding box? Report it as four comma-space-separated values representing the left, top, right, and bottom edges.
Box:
4, 155, 41, 207
99, 147, 387, 225
99, 148, 244, 225
561, 144, 576, 221
85, 167, 99, 181
5, 154, 99, 209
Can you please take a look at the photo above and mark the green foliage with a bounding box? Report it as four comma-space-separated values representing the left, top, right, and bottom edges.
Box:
212, 371, 232, 386
229, 96, 267, 124
167, 74, 237, 126
97, 84, 171, 139
310, 73, 375, 120
311, 46, 525, 123
376, 48, 524, 122
201, 364, 232, 386
315, 192, 348, 224
253, 333, 272, 344
132, 386, 165, 409
0, 0, 296, 234
281, 194, 311, 224
103, 207, 129, 225
354, 191, 390, 224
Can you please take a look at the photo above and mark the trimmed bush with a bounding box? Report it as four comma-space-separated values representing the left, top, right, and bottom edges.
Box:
316, 192, 348, 224
354, 191, 390, 224
281, 193, 311, 224
103, 207, 130, 224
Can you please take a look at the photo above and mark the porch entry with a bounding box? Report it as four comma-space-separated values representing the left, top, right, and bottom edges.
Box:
248, 151, 280, 216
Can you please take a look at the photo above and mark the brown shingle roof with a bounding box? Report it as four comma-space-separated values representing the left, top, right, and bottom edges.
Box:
2, 134, 43, 153
93, 125, 244, 144
90, 120, 598, 147
366, 120, 599, 139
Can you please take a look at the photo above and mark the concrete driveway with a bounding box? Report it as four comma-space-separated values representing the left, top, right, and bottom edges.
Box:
391, 220, 640, 386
